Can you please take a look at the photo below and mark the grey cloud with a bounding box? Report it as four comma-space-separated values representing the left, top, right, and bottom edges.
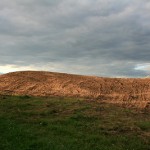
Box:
0, 0, 150, 77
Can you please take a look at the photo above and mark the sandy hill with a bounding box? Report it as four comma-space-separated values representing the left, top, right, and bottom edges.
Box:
0, 71, 150, 109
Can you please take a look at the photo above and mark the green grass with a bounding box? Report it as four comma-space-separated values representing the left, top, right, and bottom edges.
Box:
137, 121, 150, 131
0, 95, 150, 150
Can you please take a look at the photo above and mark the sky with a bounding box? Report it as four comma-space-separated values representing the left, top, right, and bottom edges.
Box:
0, 0, 150, 77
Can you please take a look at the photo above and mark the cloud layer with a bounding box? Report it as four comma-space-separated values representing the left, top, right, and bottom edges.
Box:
0, 0, 150, 77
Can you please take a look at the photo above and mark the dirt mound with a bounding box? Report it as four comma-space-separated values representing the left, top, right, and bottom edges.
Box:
0, 71, 150, 108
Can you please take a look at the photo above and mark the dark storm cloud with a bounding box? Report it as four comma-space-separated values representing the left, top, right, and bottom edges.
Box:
0, 0, 150, 77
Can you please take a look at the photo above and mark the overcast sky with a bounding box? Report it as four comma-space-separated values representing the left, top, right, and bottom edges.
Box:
0, 0, 150, 77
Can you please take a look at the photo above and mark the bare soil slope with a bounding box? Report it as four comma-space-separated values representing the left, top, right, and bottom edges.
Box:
0, 71, 150, 108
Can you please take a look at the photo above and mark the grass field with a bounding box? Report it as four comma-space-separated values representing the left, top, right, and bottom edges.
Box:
0, 95, 150, 150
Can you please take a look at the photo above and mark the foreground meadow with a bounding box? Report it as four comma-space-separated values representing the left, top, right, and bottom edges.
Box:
0, 96, 149, 150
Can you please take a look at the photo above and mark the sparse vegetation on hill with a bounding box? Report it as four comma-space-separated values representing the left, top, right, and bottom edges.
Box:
0, 71, 150, 108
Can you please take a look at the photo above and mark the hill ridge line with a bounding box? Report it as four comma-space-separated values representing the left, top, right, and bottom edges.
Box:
0, 71, 150, 109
